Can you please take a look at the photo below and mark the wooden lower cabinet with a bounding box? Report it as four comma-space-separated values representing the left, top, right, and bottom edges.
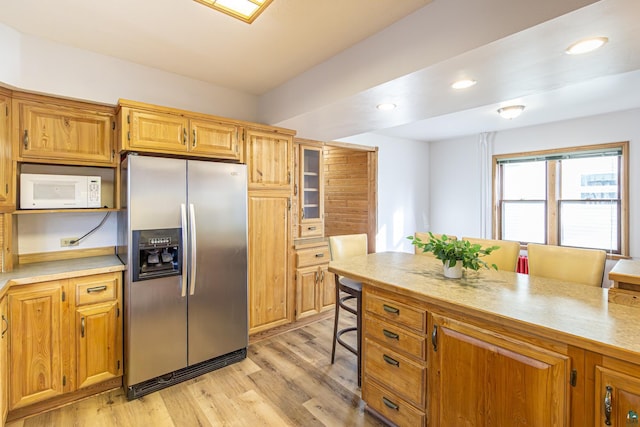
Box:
0, 296, 8, 425
6, 272, 122, 415
362, 288, 428, 427
294, 242, 334, 320
594, 364, 640, 426
248, 192, 291, 333
8, 281, 67, 409
430, 314, 570, 427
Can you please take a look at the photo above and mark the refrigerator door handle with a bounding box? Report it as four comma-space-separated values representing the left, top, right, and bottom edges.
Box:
180, 204, 188, 297
189, 203, 197, 295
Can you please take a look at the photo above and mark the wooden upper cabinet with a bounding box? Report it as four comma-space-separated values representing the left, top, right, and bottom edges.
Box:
430, 314, 569, 426
245, 129, 292, 190
295, 139, 324, 238
189, 118, 240, 159
13, 95, 116, 166
0, 90, 12, 208
118, 101, 241, 161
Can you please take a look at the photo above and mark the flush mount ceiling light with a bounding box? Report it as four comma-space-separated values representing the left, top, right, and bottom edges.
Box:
376, 103, 397, 111
451, 79, 477, 90
193, 0, 273, 24
565, 37, 609, 55
497, 105, 525, 119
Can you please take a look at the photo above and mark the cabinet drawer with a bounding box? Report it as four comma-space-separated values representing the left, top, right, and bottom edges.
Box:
365, 315, 426, 361
364, 339, 426, 408
74, 273, 118, 306
296, 246, 330, 268
365, 293, 426, 333
364, 380, 425, 427
299, 221, 323, 238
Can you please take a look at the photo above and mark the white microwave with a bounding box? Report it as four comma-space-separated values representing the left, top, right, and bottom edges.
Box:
20, 174, 102, 209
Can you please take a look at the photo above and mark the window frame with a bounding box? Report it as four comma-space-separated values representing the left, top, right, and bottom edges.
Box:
492, 141, 629, 257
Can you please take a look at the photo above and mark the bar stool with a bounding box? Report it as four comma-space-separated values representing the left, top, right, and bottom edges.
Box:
328, 233, 368, 387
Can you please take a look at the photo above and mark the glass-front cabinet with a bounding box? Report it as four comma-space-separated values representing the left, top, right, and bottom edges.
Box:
297, 141, 324, 238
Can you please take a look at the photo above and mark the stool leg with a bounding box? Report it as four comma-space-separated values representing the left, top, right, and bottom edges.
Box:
356, 290, 362, 387
331, 276, 340, 364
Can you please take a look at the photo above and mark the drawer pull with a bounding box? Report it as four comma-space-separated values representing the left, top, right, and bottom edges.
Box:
308, 226, 317, 231
382, 329, 399, 340
87, 285, 108, 293
383, 354, 400, 367
382, 396, 399, 411
383, 304, 399, 315
315, 253, 324, 258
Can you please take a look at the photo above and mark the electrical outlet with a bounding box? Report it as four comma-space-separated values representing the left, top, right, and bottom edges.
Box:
60, 237, 79, 247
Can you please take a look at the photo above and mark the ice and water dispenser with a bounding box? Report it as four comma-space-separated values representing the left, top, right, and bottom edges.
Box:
132, 228, 182, 282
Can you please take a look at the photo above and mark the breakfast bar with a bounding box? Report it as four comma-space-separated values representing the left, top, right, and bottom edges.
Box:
329, 251, 640, 427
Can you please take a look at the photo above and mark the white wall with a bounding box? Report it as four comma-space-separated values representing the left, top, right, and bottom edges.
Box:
429, 108, 640, 259
341, 133, 430, 253
0, 23, 258, 121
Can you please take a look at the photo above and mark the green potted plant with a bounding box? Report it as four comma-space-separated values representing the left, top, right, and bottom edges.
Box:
407, 232, 500, 278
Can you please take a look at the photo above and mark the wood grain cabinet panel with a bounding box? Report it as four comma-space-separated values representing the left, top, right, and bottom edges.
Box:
8, 282, 67, 410
595, 366, 640, 427
0, 296, 8, 424
189, 119, 239, 159
430, 314, 569, 427
0, 91, 12, 209
15, 99, 115, 166
127, 109, 189, 153
245, 130, 292, 190
294, 242, 334, 320
75, 301, 120, 389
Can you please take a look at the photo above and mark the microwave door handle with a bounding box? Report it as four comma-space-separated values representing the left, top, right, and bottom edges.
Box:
189, 203, 197, 296
180, 204, 188, 298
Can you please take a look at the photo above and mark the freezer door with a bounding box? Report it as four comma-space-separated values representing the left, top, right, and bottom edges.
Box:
125, 276, 188, 386
128, 155, 186, 231
187, 161, 248, 365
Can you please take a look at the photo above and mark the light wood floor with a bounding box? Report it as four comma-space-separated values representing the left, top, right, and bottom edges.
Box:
7, 315, 383, 427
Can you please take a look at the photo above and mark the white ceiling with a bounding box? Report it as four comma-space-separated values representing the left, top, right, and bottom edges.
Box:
1, 0, 639, 142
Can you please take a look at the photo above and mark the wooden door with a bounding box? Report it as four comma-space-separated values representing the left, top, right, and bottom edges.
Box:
248, 193, 291, 333
595, 366, 640, 426
0, 296, 8, 422
245, 130, 292, 190
295, 266, 319, 319
0, 92, 12, 207
8, 282, 67, 409
17, 100, 114, 165
127, 109, 189, 153
189, 119, 240, 160
431, 314, 569, 426
319, 266, 335, 310
75, 300, 121, 389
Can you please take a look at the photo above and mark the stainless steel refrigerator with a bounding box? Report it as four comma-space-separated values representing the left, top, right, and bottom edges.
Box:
117, 154, 248, 399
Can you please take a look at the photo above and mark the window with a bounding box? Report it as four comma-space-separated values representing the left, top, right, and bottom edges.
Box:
493, 142, 628, 256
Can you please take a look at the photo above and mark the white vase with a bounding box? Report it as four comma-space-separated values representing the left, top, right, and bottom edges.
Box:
443, 260, 463, 279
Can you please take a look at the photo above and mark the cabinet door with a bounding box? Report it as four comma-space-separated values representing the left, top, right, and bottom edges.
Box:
299, 145, 323, 222
8, 282, 67, 410
296, 266, 319, 319
245, 130, 292, 190
431, 314, 569, 426
0, 92, 12, 207
1, 297, 8, 423
248, 193, 291, 333
127, 109, 189, 153
17, 101, 115, 165
75, 300, 121, 389
189, 119, 240, 160
595, 366, 640, 427
319, 266, 335, 310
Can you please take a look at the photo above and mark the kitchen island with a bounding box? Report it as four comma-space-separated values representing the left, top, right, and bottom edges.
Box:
329, 251, 640, 427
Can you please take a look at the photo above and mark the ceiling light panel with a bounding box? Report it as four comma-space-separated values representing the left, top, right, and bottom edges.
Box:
194, 0, 272, 24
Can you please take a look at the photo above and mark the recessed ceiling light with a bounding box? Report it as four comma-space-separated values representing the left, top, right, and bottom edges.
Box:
497, 105, 525, 119
451, 79, 477, 90
376, 103, 397, 111
565, 37, 609, 55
